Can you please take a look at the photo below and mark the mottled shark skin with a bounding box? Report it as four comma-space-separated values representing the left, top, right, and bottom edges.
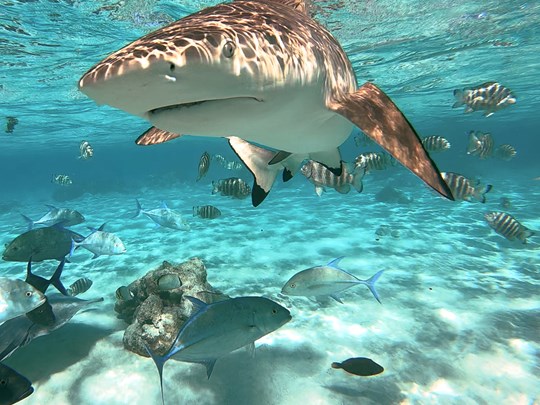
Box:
79, 0, 453, 206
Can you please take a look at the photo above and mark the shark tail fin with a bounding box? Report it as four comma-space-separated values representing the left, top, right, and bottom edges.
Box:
227, 136, 281, 207
21, 214, 34, 231
144, 343, 169, 405
50, 256, 69, 295
361, 270, 384, 304
329, 82, 454, 201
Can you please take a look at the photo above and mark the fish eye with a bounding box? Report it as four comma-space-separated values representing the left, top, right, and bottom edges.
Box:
0, 379, 6, 385
272, 308, 278, 314
222, 40, 235, 58
290, 283, 296, 289
25, 291, 33, 297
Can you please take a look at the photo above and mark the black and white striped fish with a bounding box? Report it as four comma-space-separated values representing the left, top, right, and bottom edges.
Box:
211, 177, 251, 199
467, 131, 494, 159
494, 144, 517, 161
51, 174, 73, 186
196, 152, 211, 181
193, 205, 222, 219
78, 140, 94, 160
213, 154, 243, 170
354, 152, 395, 173
453, 82, 516, 117
484, 212, 535, 244
67, 278, 93, 297
441, 172, 492, 203
422, 135, 451, 153
301, 160, 364, 196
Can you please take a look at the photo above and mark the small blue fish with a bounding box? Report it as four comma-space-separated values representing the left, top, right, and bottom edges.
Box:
70, 223, 126, 259
281, 257, 384, 303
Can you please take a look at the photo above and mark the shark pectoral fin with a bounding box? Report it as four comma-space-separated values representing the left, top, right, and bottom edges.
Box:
330, 82, 454, 200
227, 136, 280, 207
310, 150, 342, 176
135, 127, 183, 146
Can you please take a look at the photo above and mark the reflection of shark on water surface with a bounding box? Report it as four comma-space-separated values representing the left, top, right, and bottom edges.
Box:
78, 0, 453, 206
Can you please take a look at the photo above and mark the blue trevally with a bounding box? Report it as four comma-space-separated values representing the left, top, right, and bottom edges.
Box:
133, 199, 189, 230
0, 278, 46, 324
146, 296, 291, 404
281, 257, 384, 304
20, 205, 85, 230
69, 223, 126, 259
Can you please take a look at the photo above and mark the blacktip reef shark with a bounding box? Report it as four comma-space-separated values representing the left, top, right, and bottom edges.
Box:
78, 0, 453, 207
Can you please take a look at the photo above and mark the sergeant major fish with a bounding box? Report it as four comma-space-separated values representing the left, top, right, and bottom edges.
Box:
145, 296, 291, 404
51, 174, 72, 186
66, 278, 93, 297
467, 131, 494, 159
494, 144, 517, 161
193, 205, 221, 219
421, 135, 451, 153
78, 140, 94, 160
212, 177, 251, 199
77, 0, 453, 207
21, 205, 85, 230
133, 199, 189, 230
69, 223, 126, 259
196, 152, 211, 182
0, 278, 45, 324
484, 212, 535, 244
301, 160, 364, 196
441, 172, 492, 203
453, 82, 516, 117
281, 257, 384, 304
354, 152, 395, 173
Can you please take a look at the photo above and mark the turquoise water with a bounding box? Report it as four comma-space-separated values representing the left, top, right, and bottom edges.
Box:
0, 0, 539, 404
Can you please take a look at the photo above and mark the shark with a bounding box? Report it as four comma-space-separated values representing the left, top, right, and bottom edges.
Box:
78, 0, 453, 206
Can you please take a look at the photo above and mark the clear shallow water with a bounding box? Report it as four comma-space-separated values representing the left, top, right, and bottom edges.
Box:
0, 0, 539, 404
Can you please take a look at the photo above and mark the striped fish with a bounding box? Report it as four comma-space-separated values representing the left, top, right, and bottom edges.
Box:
484, 212, 535, 244
354, 152, 395, 173
211, 177, 251, 199
301, 160, 364, 196
78, 140, 94, 160
453, 82, 516, 117
67, 277, 93, 297
494, 144, 517, 161
441, 172, 492, 203
193, 205, 222, 219
196, 152, 211, 181
421, 135, 451, 152
5, 116, 18, 134
51, 174, 73, 186
467, 131, 494, 159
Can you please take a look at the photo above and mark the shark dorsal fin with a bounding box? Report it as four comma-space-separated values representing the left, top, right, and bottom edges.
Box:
136, 127, 182, 146
247, 0, 310, 15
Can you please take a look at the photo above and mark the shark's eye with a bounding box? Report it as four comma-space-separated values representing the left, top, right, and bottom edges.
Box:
222, 41, 235, 58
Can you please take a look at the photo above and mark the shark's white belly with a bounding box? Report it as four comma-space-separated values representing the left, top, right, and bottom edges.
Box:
146, 85, 354, 153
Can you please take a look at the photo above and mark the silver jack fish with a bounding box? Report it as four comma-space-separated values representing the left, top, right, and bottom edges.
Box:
354, 152, 395, 173
133, 199, 189, 230
193, 205, 221, 219
69, 223, 126, 259
51, 174, 72, 186
467, 131, 494, 159
78, 0, 453, 207
453, 82, 516, 117
281, 257, 384, 304
0, 278, 46, 324
494, 144, 517, 161
212, 177, 251, 199
79, 140, 94, 160
20, 205, 85, 230
441, 172, 492, 203
301, 160, 364, 196
421, 135, 451, 153
145, 296, 291, 404
196, 151, 211, 181
484, 212, 535, 244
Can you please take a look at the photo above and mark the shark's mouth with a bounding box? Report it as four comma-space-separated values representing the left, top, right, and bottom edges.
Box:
149, 97, 262, 115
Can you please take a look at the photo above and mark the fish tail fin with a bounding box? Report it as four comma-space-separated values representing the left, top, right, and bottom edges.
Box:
50, 256, 69, 295
133, 199, 143, 218
474, 184, 493, 203
519, 229, 535, 244
452, 89, 464, 108
69, 238, 78, 257
144, 343, 169, 405
227, 136, 281, 207
211, 181, 219, 195
351, 164, 366, 193
362, 270, 384, 304
20, 214, 34, 230
192, 206, 198, 217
